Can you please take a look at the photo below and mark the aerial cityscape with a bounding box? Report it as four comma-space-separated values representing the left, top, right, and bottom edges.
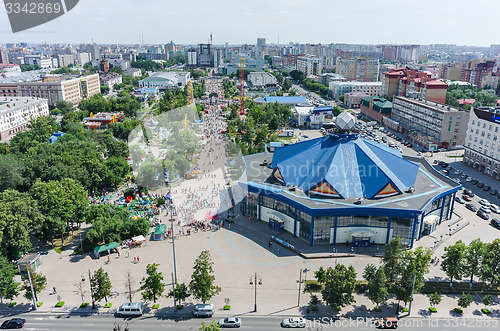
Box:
1, 1, 500, 330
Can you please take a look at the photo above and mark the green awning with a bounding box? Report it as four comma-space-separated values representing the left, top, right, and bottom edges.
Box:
153, 224, 167, 235
94, 242, 119, 254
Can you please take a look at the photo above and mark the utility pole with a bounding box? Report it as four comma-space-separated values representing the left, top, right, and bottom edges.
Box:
171, 266, 177, 310
26, 263, 37, 310
89, 269, 95, 309
169, 205, 178, 284
297, 268, 303, 307
408, 272, 417, 315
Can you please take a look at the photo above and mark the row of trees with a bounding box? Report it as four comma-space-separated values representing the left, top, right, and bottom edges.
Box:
441, 238, 500, 286
0, 256, 47, 304
445, 84, 498, 108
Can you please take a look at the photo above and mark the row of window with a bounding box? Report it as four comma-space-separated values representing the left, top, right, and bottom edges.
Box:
471, 119, 499, 133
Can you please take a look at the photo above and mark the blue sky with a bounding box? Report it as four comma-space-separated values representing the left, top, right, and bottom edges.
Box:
0, 0, 499, 46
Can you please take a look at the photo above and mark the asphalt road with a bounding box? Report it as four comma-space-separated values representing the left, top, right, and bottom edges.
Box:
4, 312, 500, 331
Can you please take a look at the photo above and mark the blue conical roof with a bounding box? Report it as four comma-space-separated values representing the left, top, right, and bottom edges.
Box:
271, 134, 419, 199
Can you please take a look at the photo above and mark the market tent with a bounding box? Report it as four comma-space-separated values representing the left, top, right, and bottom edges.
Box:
152, 224, 167, 241
94, 242, 119, 259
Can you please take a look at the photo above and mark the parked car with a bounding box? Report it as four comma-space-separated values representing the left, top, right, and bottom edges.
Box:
375, 317, 398, 329
483, 186, 491, 191
490, 218, 500, 229
491, 189, 498, 195
461, 173, 468, 179
433, 160, 439, 164
1, 319, 26, 329
480, 206, 491, 214
477, 210, 490, 220
490, 204, 500, 214
455, 196, 465, 204
441, 170, 449, 174
218, 317, 242, 328
477, 182, 484, 188
462, 194, 473, 202
281, 317, 306, 328
466, 203, 478, 212
471, 179, 478, 185
454, 169, 461, 175
466, 177, 473, 182
479, 199, 490, 206
464, 189, 475, 197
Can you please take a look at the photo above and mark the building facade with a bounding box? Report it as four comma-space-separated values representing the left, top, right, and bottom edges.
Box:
24, 55, 58, 69
344, 92, 370, 108
248, 72, 277, 88
138, 72, 190, 90
100, 73, 122, 88
335, 57, 379, 82
329, 81, 382, 99
17, 74, 100, 107
0, 97, 49, 141
360, 96, 392, 123
463, 107, 500, 180
296, 55, 322, 77
0, 48, 8, 64
391, 96, 469, 149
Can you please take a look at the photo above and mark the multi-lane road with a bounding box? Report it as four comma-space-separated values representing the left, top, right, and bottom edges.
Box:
4, 312, 500, 330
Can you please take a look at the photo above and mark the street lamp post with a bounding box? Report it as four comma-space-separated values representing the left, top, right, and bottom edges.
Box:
88, 269, 95, 310
26, 262, 37, 310
332, 248, 337, 266
249, 273, 262, 312
167, 204, 178, 284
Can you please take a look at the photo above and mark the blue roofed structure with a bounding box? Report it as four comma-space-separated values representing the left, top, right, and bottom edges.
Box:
255, 96, 307, 105
49, 132, 65, 144
312, 106, 334, 114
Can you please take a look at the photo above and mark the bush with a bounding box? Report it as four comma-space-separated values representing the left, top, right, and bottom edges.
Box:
37, 302, 43, 307
55, 302, 64, 307
454, 307, 463, 313
429, 307, 437, 312
335, 306, 342, 311
374, 307, 382, 312
481, 308, 491, 314
400, 307, 409, 312
80, 303, 88, 308
8, 302, 16, 307
152, 304, 159, 309
176, 304, 184, 310
310, 305, 318, 311
224, 305, 231, 310
104, 303, 112, 308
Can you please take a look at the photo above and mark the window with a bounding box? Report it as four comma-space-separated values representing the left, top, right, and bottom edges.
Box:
483, 123, 486, 128
488, 133, 492, 139
472, 120, 475, 125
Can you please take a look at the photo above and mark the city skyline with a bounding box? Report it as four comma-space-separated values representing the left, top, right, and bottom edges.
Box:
0, 0, 499, 46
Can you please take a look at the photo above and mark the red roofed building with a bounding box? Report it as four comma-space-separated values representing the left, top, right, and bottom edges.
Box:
382, 67, 448, 104
458, 99, 475, 106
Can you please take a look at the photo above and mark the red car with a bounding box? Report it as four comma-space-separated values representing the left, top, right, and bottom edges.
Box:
462, 194, 473, 201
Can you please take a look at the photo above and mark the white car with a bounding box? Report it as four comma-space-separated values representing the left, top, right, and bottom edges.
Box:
454, 170, 461, 175
480, 206, 492, 214
218, 317, 241, 328
281, 317, 306, 328
479, 199, 491, 206
490, 204, 500, 214
466, 177, 473, 182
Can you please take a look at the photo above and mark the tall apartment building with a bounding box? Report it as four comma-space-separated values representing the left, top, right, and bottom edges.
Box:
378, 45, 420, 62
335, 57, 379, 82
74, 52, 91, 66
463, 60, 498, 88
296, 55, 322, 77
391, 96, 469, 149
58, 54, 75, 67
197, 44, 212, 67
382, 67, 448, 103
0, 48, 8, 64
17, 74, 100, 107
463, 106, 500, 180
79, 44, 100, 60
257, 38, 266, 50
187, 48, 197, 67
0, 96, 49, 141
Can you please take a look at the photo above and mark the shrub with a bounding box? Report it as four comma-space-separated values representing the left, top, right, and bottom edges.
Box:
224, 305, 231, 310
481, 308, 491, 314
310, 305, 318, 311
176, 304, 184, 310
104, 303, 112, 308
310, 294, 320, 306
454, 307, 463, 313
8, 302, 16, 307
400, 307, 409, 312
37, 302, 43, 307
429, 307, 437, 312
55, 302, 64, 307
374, 307, 382, 312
80, 303, 88, 308
152, 304, 159, 309
335, 306, 342, 311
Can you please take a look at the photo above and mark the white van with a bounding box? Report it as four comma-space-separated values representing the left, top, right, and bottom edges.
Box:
116, 302, 143, 317
193, 303, 214, 317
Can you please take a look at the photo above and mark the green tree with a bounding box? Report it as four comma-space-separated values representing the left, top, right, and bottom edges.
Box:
339, 94, 345, 103
314, 266, 327, 283
55, 100, 74, 115
199, 320, 220, 331
289, 70, 304, 82
91, 268, 112, 303
189, 250, 221, 304
463, 239, 484, 283
441, 240, 467, 284
21, 267, 47, 301
0, 154, 25, 191
480, 239, 500, 287
363, 264, 377, 282
382, 237, 404, 283
167, 282, 190, 304
429, 292, 442, 308
100, 86, 110, 94
140, 263, 165, 303
481, 294, 493, 309
457, 293, 473, 310
321, 264, 357, 310
288, 88, 296, 96
367, 267, 388, 309
0, 256, 19, 303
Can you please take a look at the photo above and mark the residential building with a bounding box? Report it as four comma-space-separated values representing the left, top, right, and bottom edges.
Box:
463, 106, 500, 180
0, 48, 8, 64
378, 45, 420, 62
382, 67, 448, 104
344, 91, 370, 108
100, 73, 122, 88
17, 74, 100, 107
24, 54, 58, 69
438, 62, 463, 81
248, 72, 277, 88
335, 57, 379, 82
296, 55, 322, 77
464, 60, 498, 88
328, 81, 382, 99
123, 68, 142, 78
138, 71, 190, 90
213, 49, 224, 68
391, 96, 469, 149
165, 41, 183, 54
0, 83, 18, 97
197, 44, 212, 67
360, 96, 392, 123
79, 44, 100, 60
58, 54, 75, 67
282, 54, 302, 68
318, 73, 346, 86
187, 48, 197, 67
74, 52, 91, 66
0, 96, 49, 141
100, 60, 110, 72
257, 38, 266, 50
92, 59, 130, 70
138, 53, 169, 61
221, 59, 265, 75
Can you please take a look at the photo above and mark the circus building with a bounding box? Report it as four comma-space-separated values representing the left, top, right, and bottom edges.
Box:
240, 113, 461, 248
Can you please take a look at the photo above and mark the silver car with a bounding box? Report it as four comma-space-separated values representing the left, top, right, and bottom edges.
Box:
218, 317, 241, 328
281, 317, 306, 328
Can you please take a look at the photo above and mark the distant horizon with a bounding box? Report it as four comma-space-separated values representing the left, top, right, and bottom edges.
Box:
0, 0, 499, 47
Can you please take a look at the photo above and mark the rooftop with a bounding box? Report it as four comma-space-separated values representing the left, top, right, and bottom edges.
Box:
0, 97, 47, 116
255, 96, 307, 104
393, 96, 462, 113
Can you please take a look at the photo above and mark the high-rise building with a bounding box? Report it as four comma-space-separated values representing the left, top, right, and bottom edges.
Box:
296, 55, 322, 76
197, 44, 212, 67
463, 106, 500, 180
212, 49, 223, 68
257, 38, 266, 50
187, 48, 197, 67
0, 97, 49, 142
58, 54, 75, 67
0, 48, 8, 64
335, 57, 379, 82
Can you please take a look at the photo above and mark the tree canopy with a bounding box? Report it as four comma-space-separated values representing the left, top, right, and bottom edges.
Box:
189, 250, 221, 304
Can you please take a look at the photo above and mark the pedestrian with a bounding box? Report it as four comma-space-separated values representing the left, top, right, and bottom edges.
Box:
137, 256, 140, 263
134, 256, 136, 262
53, 287, 57, 294
268, 241, 271, 247
277, 248, 280, 255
